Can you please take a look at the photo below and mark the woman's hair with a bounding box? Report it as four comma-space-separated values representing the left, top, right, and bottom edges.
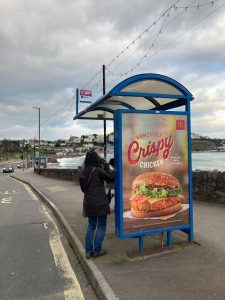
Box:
84, 150, 102, 167
109, 158, 114, 168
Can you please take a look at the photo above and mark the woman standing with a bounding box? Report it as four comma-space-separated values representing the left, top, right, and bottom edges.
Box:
79, 150, 114, 259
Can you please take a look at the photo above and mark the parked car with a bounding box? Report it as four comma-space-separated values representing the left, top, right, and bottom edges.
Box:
17, 164, 23, 169
3, 165, 14, 173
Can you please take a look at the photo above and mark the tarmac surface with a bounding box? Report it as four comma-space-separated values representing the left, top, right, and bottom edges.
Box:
11, 168, 225, 300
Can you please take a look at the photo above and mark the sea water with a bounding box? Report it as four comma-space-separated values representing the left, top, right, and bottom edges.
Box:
56, 153, 114, 169
55, 152, 225, 171
192, 151, 225, 171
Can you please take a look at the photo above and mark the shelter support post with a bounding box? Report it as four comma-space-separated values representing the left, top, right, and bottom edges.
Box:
139, 236, 144, 253
180, 228, 194, 242
102, 64, 107, 159
104, 120, 107, 159
167, 231, 172, 247
188, 228, 194, 242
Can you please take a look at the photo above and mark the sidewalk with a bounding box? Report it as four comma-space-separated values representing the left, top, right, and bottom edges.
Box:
11, 169, 225, 300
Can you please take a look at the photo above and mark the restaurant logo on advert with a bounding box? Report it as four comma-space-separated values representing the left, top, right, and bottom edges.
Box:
176, 120, 185, 130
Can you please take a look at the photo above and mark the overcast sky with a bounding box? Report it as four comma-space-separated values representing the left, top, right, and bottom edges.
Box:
1, 0, 225, 140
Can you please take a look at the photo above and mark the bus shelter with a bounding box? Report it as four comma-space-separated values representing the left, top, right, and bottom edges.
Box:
73, 73, 194, 252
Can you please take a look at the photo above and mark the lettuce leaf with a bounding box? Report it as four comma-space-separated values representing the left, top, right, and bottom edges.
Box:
133, 184, 182, 198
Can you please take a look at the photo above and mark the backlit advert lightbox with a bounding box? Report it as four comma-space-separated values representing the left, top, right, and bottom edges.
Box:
114, 110, 192, 237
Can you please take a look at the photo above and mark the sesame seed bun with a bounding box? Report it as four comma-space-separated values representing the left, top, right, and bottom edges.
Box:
132, 172, 181, 191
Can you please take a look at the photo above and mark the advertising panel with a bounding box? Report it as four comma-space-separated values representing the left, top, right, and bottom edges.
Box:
118, 111, 190, 235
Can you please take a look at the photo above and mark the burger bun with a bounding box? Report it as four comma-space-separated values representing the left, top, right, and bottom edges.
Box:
131, 203, 183, 218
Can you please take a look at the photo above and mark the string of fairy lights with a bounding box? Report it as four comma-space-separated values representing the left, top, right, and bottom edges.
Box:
104, 0, 221, 86
34, 0, 224, 140
83, 0, 222, 97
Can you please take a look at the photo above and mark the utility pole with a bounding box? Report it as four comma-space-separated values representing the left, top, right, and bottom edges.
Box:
33, 107, 41, 174
103, 64, 107, 160
76, 88, 79, 115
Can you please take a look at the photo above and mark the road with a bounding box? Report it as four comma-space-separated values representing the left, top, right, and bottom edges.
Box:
0, 171, 97, 300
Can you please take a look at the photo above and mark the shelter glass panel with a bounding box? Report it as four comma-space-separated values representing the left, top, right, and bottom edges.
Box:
98, 103, 129, 111
157, 98, 179, 105
108, 96, 156, 110
79, 110, 113, 119
121, 79, 183, 96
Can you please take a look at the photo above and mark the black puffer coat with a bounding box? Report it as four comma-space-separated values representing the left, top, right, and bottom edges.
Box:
80, 166, 114, 217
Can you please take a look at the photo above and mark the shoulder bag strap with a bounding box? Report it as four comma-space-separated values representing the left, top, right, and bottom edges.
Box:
84, 167, 96, 193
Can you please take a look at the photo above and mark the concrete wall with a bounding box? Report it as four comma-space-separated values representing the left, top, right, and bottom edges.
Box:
34, 168, 80, 181
35, 168, 225, 204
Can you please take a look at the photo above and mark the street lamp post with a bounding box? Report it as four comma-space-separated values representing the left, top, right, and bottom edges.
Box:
33, 138, 36, 167
33, 107, 40, 174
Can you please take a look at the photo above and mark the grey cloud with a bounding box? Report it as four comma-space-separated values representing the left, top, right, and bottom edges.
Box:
0, 0, 225, 139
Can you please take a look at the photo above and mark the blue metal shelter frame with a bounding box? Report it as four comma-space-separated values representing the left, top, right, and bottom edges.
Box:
73, 73, 194, 252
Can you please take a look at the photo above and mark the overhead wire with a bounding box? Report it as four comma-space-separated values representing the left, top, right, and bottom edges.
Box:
142, 0, 225, 62
106, 0, 181, 69
101, 0, 222, 96
106, 6, 172, 77
106, 0, 220, 77
103, 0, 196, 90
71, 0, 182, 98
78, 0, 223, 104
39, 0, 223, 137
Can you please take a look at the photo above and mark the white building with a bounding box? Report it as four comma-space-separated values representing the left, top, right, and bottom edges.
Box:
93, 135, 104, 143
108, 132, 114, 143
69, 136, 81, 143
83, 136, 94, 143
191, 133, 201, 139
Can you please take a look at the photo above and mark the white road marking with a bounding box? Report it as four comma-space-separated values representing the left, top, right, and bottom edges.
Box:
0, 188, 21, 203
1, 197, 12, 204
23, 183, 84, 300
12, 190, 21, 194
2, 191, 11, 195
43, 222, 48, 230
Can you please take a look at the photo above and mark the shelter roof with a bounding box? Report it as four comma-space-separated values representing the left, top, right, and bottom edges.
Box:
73, 73, 194, 120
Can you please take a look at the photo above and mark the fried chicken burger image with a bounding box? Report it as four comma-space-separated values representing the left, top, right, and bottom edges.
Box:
130, 172, 184, 218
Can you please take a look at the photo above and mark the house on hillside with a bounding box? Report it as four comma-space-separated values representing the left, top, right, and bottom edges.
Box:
107, 132, 114, 143
69, 136, 81, 143
93, 135, 104, 144
191, 133, 201, 139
